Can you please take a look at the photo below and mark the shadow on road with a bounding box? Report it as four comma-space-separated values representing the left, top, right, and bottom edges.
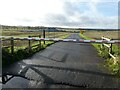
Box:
30, 64, 116, 78
3, 61, 117, 82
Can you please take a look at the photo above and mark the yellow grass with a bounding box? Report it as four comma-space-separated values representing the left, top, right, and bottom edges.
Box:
83, 30, 119, 40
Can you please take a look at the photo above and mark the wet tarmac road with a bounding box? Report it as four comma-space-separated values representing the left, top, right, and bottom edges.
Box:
2, 34, 120, 88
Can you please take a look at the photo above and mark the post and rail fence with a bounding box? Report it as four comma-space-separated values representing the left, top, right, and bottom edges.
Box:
101, 36, 120, 64
1, 31, 72, 55
2, 35, 42, 55
28, 35, 41, 53
101, 36, 116, 59
1, 36, 120, 55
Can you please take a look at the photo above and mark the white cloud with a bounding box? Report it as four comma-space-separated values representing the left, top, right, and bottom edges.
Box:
0, 0, 64, 25
0, 0, 118, 28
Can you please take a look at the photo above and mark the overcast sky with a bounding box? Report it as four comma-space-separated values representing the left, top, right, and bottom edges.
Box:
0, 0, 119, 29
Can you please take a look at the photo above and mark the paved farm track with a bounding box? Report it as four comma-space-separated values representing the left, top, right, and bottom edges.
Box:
2, 34, 120, 88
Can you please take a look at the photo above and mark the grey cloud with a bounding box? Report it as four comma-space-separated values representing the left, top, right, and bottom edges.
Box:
44, 12, 117, 28
43, 1, 100, 27
80, 16, 98, 25
42, 1, 117, 29
63, 1, 82, 16
44, 13, 80, 27
45, 14, 68, 24
16, 18, 33, 22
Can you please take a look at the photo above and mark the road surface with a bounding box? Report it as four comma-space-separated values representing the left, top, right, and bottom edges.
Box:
2, 34, 120, 88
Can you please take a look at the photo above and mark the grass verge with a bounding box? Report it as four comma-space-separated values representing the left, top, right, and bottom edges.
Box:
2, 34, 70, 67
80, 33, 120, 77
2, 42, 53, 67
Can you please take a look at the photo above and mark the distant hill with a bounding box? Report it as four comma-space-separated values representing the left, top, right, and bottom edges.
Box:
0, 25, 119, 31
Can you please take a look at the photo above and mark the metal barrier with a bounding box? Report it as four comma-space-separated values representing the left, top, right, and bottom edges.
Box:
1, 37, 120, 44
1, 37, 120, 55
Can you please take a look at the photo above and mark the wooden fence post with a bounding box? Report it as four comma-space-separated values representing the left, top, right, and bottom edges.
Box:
43, 30, 45, 44
11, 37, 14, 55
101, 38, 104, 50
110, 43, 112, 54
28, 36, 31, 53
39, 35, 41, 49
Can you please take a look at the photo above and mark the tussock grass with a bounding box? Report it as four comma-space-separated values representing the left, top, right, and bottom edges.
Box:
105, 58, 120, 77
